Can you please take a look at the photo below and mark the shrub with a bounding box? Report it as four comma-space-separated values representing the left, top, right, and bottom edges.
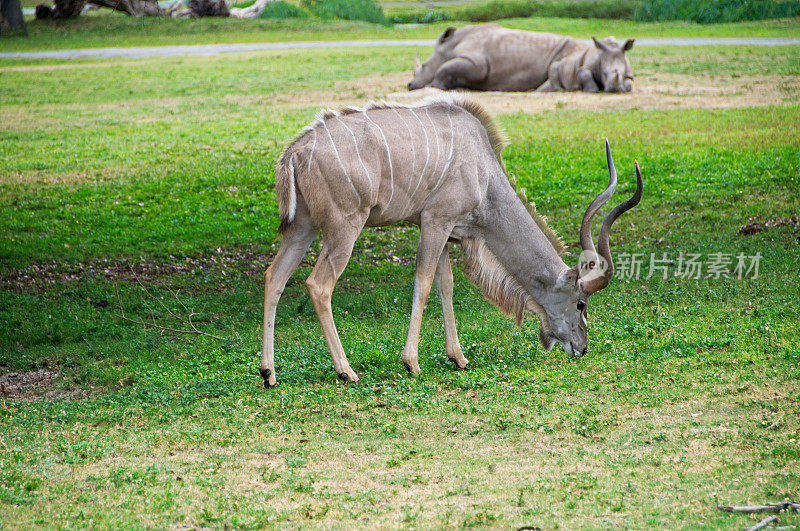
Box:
456, 0, 638, 21
392, 9, 452, 24
635, 0, 800, 23
301, 0, 389, 25
392, 0, 638, 24
258, 0, 310, 18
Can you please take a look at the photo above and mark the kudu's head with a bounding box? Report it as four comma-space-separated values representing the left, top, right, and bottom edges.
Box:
538, 141, 643, 357
592, 36, 635, 93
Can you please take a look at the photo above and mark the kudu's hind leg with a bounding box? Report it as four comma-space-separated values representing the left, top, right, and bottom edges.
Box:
435, 246, 468, 369
402, 221, 454, 375
261, 214, 317, 388
305, 224, 363, 383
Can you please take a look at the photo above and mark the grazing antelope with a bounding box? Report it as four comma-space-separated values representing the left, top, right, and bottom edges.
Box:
260, 94, 642, 387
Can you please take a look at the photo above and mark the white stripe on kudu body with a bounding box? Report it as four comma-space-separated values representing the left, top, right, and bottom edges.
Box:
362, 110, 395, 210
409, 108, 431, 188
307, 128, 317, 173
262, 92, 643, 387
321, 120, 360, 204
402, 108, 432, 214
433, 113, 456, 192
335, 115, 373, 191
425, 107, 442, 174
392, 108, 416, 174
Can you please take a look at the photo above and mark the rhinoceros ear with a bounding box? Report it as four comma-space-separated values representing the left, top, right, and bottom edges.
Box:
592, 36, 612, 53
438, 27, 456, 43
622, 38, 635, 51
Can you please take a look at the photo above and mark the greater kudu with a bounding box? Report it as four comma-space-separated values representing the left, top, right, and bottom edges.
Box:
260, 94, 642, 387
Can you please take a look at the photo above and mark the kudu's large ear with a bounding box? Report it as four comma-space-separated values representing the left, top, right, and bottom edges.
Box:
622, 38, 635, 51
592, 36, 612, 53
438, 27, 456, 43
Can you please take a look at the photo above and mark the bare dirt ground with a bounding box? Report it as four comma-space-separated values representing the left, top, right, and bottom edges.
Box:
0, 226, 421, 291
0, 368, 85, 401
264, 71, 800, 115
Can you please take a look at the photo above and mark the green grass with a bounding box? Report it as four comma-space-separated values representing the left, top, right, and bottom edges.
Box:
2, 30, 800, 530
258, 0, 311, 18
1, 12, 799, 53
2, 44, 799, 266
302, 0, 389, 24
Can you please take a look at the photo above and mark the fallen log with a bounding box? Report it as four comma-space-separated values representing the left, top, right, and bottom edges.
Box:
228, 0, 272, 18
744, 514, 778, 531
36, 0, 274, 18
36, 0, 162, 17
718, 502, 800, 514
168, 0, 229, 17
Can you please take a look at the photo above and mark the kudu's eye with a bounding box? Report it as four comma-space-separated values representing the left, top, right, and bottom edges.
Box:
577, 300, 586, 311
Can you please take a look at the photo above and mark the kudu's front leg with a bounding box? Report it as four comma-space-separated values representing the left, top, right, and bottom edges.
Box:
435, 245, 468, 369
305, 225, 363, 383
402, 221, 454, 374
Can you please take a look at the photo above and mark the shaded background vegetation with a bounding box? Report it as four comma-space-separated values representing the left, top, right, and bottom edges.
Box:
391, 0, 800, 26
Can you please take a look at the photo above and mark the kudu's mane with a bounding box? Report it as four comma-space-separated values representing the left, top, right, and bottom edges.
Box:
277, 94, 564, 325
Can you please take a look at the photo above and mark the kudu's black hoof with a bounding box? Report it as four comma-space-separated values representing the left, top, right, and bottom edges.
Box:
403, 362, 422, 376
260, 368, 276, 389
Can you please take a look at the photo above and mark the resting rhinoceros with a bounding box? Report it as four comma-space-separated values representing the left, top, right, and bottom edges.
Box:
408, 23, 635, 93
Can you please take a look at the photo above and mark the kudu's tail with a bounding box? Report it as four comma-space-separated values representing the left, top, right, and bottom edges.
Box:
275, 151, 297, 235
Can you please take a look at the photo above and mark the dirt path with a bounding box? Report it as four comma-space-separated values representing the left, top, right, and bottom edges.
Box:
2, 37, 799, 60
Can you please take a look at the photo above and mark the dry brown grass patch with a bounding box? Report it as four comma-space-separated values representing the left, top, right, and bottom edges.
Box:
0, 167, 123, 187
266, 72, 800, 115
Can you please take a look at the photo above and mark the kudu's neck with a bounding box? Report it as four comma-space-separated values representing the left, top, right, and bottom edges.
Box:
474, 178, 568, 297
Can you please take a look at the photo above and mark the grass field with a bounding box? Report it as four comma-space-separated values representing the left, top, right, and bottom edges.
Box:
2, 16, 800, 530
2, 13, 800, 52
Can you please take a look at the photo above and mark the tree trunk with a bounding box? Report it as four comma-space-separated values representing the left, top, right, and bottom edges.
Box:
1, 0, 29, 36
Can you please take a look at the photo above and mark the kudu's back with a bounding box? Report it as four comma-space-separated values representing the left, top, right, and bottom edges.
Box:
275, 95, 506, 233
